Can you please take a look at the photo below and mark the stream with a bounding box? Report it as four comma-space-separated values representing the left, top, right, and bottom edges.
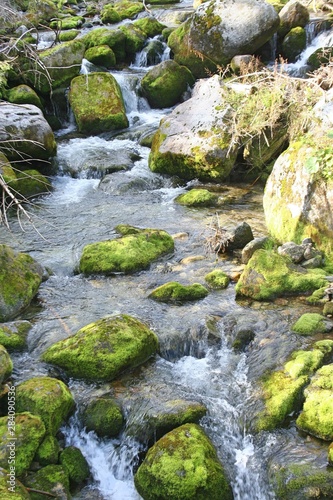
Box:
1, 13, 333, 500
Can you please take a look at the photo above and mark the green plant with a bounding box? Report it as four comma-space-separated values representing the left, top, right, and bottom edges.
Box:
305, 130, 333, 181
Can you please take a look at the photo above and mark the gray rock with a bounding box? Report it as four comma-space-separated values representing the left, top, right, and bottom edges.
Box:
278, 241, 304, 263
241, 236, 270, 264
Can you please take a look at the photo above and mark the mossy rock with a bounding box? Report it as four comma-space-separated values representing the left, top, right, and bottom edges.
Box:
100, 4, 121, 23
306, 286, 327, 304
0, 245, 44, 322
281, 27, 306, 63
296, 363, 333, 440
324, 301, 333, 316
255, 347, 325, 431
120, 23, 146, 59
291, 313, 333, 335
49, 15, 85, 30
24, 464, 70, 500
0, 467, 31, 499
141, 59, 195, 109
0, 412, 46, 477
79, 226, 174, 274
59, 29, 79, 42
0, 152, 17, 187
59, 446, 90, 486
14, 169, 52, 198
0, 321, 31, 351
329, 442, 333, 466
16, 377, 75, 436
235, 249, 327, 301
41, 314, 159, 382
81, 27, 127, 62
307, 47, 333, 71
6, 85, 43, 109
84, 45, 116, 68
81, 396, 124, 437
204, 270, 230, 290
134, 423, 233, 500
133, 17, 166, 37
113, 0, 144, 20
69, 72, 128, 135
149, 281, 209, 303
35, 435, 60, 466
0, 344, 13, 385
175, 189, 218, 207
270, 462, 333, 499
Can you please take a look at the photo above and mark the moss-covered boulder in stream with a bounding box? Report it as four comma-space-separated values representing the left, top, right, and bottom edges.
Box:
291, 313, 333, 335
235, 249, 327, 301
134, 423, 233, 500
149, 282, 209, 304
59, 446, 90, 486
24, 464, 70, 500
296, 363, 333, 440
141, 60, 195, 109
0, 467, 31, 500
81, 27, 127, 62
205, 269, 230, 290
81, 396, 124, 437
41, 314, 159, 382
0, 245, 45, 322
120, 23, 147, 59
281, 27, 306, 63
69, 73, 128, 135
133, 17, 166, 38
79, 225, 174, 275
0, 412, 46, 476
14, 169, 52, 198
6, 84, 43, 109
16, 377, 75, 436
35, 435, 60, 466
0, 321, 31, 351
0, 345, 12, 384
84, 45, 116, 68
175, 189, 218, 207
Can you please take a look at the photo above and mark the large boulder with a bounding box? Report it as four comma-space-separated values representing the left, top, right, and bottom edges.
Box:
24, 464, 71, 499
134, 423, 233, 500
81, 27, 127, 62
168, 0, 279, 78
0, 245, 45, 322
79, 225, 174, 274
0, 103, 57, 164
16, 377, 75, 436
141, 60, 195, 109
278, 0, 310, 38
68, 73, 129, 135
41, 314, 159, 382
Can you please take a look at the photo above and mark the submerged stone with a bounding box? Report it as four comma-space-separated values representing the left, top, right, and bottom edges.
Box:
79, 225, 174, 275
149, 281, 209, 303
134, 423, 233, 500
41, 314, 159, 382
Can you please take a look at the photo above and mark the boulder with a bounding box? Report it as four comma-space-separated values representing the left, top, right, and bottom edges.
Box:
278, 0, 310, 38
141, 60, 195, 109
291, 313, 333, 335
204, 269, 230, 289
24, 464, 70, 500
0, 467, 31, 499
59, 446, 90, 486
175, 189, 218, 207
296, 363, 333, 440
68, 73, 129, 135
84, 45, 116, 68
79, 225, 174, 275
14, 169, 52, 198
0, 345, 12, 385
6, 84, 43, 109
281, 26, 306, 62
81, 396, 124, 437
35, 435, 60, 466
0, 412, 46, 476
0, 103, 57, 164
235, 249, 327, 301
120, 23, 147, 59
149, 281, 209, 303
16, 377, 75, 436
81, 28, 127, 62
133, 17, 166, 38
134, 423, 233, 500
41, 314, 159, 382
241, 236, 270, 264
168, 0, 279, 78
0, 321, 31, 351
0, 245, 45, 322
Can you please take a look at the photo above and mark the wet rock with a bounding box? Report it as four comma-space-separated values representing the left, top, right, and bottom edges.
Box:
175, 188, 218, 207
35, 435, 60, 466
227, 221, 254, 250
0, 345, 12, 385
59, 446, 90, 487
296, 363, 333, 441
0, 467, 31, 499
24, 464, 70, 499
84, 45, 116, 68
16, 377, 75, 436
148, 281, 208, 303
291, 313, 333, 335
134, 423, 233, 500
79, 225, 174, 275
41, 314, 159, 382
204, 269, 230, 289
278, 0, 310, 38
0, 412, 46, 476
81, 396, 124, 437
0, 245, 45, 322
278, 241, 306, 263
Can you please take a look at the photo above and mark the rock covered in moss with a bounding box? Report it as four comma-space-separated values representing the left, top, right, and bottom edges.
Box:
35, 435, 60, 466
0, 321, 31, 351
281, 26, 306, 62
50, 15, 85, 30
59, 29, 79, 42
84, 45, 116, 68
204, 269, 230, 289
141, 60, 194, 109
79, 225, 174, 275
0, 412, 46, 476
278, 0, 310, 38
101, 4, 121, 23
291, 313, 333, 335
134, 423, 233, 500
14, 169, 52, 199
81, 27, 126, 62
0, 345, 12, 385
16, 377, 75, 436
235, 249, 327, 301
112, 0, 144, 20
6, 84, 43, 109
0, 245, 45, 322
24, 464, 70, 500
69, 72, 128, 135
149, 281, 208, 303
41, 314, 159, 382
120, 23, 147, 59
0, 467, 31, 499
81, 396, 124, 437
59, 446, 90, 486
175, 189, 218, 207
133, 17, 166, 37
329, 443, 333, 465
296, 363, 333, 440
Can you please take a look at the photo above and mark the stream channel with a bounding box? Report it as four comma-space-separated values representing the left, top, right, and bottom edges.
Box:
1, 10, 333, 500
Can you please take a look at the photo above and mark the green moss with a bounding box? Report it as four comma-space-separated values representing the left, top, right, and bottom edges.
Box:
41, 314, 159, 382
14, 169, 52, 198
0, 321, 31, 351
79, 226, 174, 274
35, 435, 60, 466
0, 345, 13, 384
84, 45, 116, 68
24, 464, 70, 500
306, 286, 327, 304
0, 412, 46, 477
272, 463, 333, 499
307, 47, 333, 71
175, 189, 218, 207
204, 270, 230, 289
120, 23, 146, 59
49, 15, 84, 30
101, 5, 121, 24
0, 468, 31, 499
7, 85, 43, 109
134, 423, 233, 500
282, 27, 306, 63
82, 397, 124, 437
113, 0, 144, 20
81, 28, 126, 62
59, 29, 79, 41
328, 442, 333, 465
59, 446, 90, 485
149, 281, 209, 303
133, 18, 166, 37
291, 313, 327, 335
16, 377, 75, 436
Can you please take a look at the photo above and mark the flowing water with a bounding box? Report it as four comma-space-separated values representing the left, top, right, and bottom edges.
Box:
2, 15, 333, 500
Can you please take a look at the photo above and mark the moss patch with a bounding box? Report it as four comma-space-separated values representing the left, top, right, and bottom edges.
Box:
0, 321, 31, 351
35, 435, 60, 466
205, 270, 230, 290
271, 462, 333, 499
0, 345, 12, 385
24, 464, 70, 500
291, 313, 330, 335
59, 446, 90, 485
149, 282, 208, 304
175, 189, 218, 207
82, 396, 124, 437
0, 467, 31, 499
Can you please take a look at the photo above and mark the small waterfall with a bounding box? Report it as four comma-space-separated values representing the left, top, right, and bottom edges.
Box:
131, 36, 171, 68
